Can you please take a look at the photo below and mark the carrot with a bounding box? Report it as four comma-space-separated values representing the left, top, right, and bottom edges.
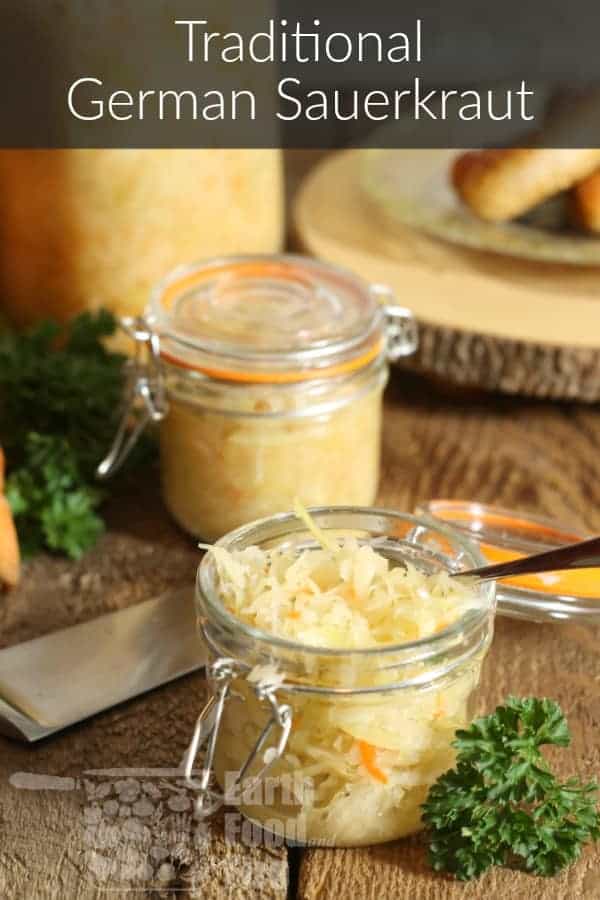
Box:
0, 448, 20, 587
288, 610, 301, 620
433, 699, 446, 720
357, 740, 388, 784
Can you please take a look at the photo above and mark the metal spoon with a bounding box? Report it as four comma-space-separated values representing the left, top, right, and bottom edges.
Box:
455, 535, 600, 582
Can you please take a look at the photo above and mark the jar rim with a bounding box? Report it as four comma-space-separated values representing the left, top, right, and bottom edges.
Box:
147, 254, 387, 384
164, 354, 389, 421
196, 506, 496, 663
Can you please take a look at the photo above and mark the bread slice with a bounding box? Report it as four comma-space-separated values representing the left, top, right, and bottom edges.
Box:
569, 169, 600, 233
452, 149, 600, 222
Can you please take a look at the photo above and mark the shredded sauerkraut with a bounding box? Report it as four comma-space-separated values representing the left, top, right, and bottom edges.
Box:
159, 379, 383, 541
209, 520, 488, 846
210, 539, 477, 648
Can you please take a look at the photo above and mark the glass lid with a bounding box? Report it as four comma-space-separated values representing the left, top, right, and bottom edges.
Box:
147, 255, 385, 383
418, 499, 600, 624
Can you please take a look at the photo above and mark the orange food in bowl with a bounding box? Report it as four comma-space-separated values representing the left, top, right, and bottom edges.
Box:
480, 543, 600, 598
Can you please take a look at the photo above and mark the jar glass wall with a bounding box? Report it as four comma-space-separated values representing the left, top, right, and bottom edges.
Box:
159, 358, 387, 541
194, 508, 496, 847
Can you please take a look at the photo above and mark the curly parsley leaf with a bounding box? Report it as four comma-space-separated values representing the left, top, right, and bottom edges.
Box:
0, 310, 127, 479
422, 697, 599, 881
0, 311, 155, 558
5, 433, 104, 559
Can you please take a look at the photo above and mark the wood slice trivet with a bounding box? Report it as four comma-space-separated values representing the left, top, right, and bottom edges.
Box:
293, 151, 600, 402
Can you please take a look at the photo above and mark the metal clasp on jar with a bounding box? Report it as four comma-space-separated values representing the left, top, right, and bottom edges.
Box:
182, 657, 293, 818
97, 317, 168, 479
370, 284, 419, 362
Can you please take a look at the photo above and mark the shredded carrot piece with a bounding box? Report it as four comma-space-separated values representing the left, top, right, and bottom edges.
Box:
435, 618, 451, 633
357, 740, 388, 784
287, 610, 301, 620
433, 697, 446, 719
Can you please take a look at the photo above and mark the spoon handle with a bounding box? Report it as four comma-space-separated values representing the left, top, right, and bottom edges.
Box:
456, 535, 600, 582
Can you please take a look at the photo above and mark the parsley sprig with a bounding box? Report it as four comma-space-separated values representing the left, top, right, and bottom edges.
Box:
5, 433, 105, 559
0, 310, 124, 477
422, 697, 599, 880
0, 311, 154, 559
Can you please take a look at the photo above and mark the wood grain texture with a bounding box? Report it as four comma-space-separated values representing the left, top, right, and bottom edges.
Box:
0, 475, 288, 900
378, 374, 600, 532
407, 325, 600, 402
293, 151, 600, 401
2, 152, 600, 898
299, 373, 600, 900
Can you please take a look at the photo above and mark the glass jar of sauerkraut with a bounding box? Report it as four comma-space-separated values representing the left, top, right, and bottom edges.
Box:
97, 256, 417, 541
185, 507, 496, 847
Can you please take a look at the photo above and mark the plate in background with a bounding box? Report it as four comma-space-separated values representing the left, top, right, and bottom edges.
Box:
361, 148, 600, 266
293, 150, 600, 401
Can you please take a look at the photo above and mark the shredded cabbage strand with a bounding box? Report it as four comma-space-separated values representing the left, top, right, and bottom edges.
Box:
210, 530, 477, 649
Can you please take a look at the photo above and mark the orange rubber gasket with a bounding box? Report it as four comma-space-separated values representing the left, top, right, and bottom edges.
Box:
160, 338, 383, 384
427, 500, 582, 544
157, 259, 381, 383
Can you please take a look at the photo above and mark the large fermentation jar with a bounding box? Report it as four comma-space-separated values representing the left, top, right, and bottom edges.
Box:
0, 150, 283, 328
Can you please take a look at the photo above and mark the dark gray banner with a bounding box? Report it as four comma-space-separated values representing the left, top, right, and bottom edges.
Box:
1, 0, 599, 147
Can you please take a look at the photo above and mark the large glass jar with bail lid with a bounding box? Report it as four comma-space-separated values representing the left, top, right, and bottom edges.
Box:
98, 255, 417, 541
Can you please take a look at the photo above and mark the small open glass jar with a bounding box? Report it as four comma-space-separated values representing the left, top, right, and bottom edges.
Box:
98, 255, 417, 542
185, 507, 496, 847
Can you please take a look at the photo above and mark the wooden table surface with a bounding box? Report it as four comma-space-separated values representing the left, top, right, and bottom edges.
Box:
1, 155, 600, 899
